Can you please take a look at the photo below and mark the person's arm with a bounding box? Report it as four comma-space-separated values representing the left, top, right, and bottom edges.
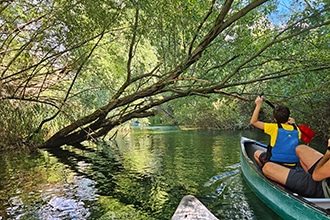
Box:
250, 96, 264, 130
312, 139, 330, 181
288, 117, 301, 139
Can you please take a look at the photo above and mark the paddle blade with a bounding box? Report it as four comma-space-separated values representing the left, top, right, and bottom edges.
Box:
298, 124, 315, 144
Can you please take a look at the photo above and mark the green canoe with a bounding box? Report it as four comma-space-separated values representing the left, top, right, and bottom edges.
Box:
240, 137, 330, 220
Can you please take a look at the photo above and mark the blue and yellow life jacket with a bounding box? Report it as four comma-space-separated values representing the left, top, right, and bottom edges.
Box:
269, 123, 299, 164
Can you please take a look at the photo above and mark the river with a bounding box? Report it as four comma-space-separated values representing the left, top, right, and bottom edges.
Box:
1, 127, 323, 219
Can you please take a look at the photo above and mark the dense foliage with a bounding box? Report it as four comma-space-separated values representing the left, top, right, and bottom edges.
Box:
0, 0, 329, 149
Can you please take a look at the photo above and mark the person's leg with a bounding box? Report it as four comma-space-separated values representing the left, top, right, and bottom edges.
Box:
254, 150, 263, 167
262, 162, 290, 185
296, 145, 323, 172
263, 161, 324, 197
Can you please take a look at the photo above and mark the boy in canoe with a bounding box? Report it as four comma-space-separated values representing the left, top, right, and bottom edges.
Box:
262, 139, 330, 198
250, 95, 301, 167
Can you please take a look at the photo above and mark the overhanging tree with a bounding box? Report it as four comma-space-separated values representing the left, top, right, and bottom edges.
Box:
0, 0, 329, 148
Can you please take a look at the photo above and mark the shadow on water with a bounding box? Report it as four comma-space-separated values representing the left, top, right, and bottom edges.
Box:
1, 128, 312, 219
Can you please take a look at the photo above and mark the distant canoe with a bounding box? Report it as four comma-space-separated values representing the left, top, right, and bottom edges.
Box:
145, 126, 180, 131
171, 195, 218, 220
131, 125, 180, 131
240, 137, 330, 219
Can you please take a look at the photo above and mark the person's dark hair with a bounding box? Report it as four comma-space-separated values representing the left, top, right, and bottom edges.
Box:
273, 105, 290, 123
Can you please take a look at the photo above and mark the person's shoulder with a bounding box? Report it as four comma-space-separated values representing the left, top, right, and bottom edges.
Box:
264, 123, 277, 129
264, 122, 276, 126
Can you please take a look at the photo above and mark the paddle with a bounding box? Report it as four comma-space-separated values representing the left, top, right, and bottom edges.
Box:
259, 94, 315, 144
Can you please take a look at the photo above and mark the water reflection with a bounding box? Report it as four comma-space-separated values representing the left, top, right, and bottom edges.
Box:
0, 150, 99, 220
0, 129, 288, 219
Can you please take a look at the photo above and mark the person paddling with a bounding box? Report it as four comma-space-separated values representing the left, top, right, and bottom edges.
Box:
250, 95, 301, 167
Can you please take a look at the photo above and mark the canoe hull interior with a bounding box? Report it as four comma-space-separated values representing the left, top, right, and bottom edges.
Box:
240, 137, 330, 220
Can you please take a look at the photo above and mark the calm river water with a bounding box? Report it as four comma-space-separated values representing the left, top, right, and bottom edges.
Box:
1, 127, 323, 220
